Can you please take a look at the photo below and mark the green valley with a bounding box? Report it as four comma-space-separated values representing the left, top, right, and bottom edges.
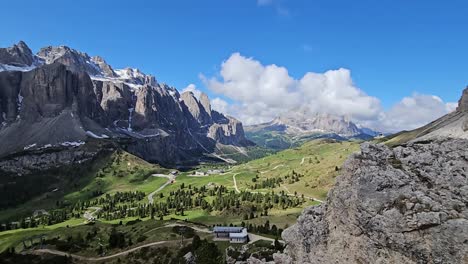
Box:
0, 139, 360, 262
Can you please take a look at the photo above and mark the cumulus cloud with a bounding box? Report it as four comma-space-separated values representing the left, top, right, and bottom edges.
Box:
201, 53, 456, 132
202, 53, 381, 124
211, 97, 229, 113
374, 94, 457, 132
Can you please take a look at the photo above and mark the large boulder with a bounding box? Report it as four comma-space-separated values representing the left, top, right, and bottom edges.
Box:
281, 140, 468, 264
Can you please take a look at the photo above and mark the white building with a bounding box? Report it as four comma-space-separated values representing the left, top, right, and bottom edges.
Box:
213, 226, 249, 243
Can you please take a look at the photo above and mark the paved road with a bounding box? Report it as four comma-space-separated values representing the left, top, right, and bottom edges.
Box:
148, 174, 175, 204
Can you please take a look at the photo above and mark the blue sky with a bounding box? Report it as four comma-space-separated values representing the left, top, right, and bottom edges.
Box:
1, 0, 467, 130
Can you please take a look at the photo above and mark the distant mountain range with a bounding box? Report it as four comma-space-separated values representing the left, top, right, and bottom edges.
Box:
245, 108, 381, 149
0, 41, 252, 172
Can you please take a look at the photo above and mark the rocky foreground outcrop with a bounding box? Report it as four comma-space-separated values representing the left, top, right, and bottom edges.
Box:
279, 139, 468, 264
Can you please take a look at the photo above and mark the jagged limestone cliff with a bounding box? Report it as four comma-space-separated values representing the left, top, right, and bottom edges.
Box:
0, 41, 252, 168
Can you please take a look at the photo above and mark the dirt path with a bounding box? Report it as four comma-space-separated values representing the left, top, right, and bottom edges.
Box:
281, 184, 324, 203
260, 164, 285, 174
248, 233, 284, 245
32, 240, 177, 261
148, 174, 175, 204
232, 173, 240, 193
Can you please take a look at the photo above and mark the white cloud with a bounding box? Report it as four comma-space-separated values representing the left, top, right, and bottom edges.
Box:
201, 52, 456, 132
211, 97, 229, 113
374, 94, 457, 132
182, 83, 201, 99
202, 53, 381, 125
446, 102, 458, 112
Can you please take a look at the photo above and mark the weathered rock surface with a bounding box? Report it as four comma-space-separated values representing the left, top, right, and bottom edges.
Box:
247, 108, 374, 138
281, 139, 468, 264
0, 41, 36, 67
180, 91, 212, 126
0, 146, 98, 175
208, 115, 249, 145
457, 87, 468, 112
37, 45, 110, 77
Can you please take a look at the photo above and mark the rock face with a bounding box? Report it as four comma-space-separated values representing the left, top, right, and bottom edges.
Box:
0, 41, 251, 168
245, 108, 378, 150
457, 86, 468, 112
0, 41, 36, 67
281, 139, 468, 264
270, 109, 362, 137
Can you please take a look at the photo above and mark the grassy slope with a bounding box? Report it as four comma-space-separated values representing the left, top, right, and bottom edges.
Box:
154, 139, 359, 227
231, 139, 360, 199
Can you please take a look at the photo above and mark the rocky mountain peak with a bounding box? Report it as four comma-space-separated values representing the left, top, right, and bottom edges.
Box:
37, 45, 104, 76
180, 91, 211, 125
114, 67, 157, 87
456, 86, 468, 112
0, 41, 36, 67
199, 92, 212, 116
91, 56, 117, 77
271, 109, 362, 136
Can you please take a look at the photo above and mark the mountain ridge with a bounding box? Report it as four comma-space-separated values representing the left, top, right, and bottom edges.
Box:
0, 41, 253, 170
245, 109, 380, 149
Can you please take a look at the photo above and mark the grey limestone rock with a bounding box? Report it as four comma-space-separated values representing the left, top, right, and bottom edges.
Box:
281, 139, 468, 264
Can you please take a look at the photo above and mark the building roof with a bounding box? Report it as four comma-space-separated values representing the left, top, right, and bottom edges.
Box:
229, 228, 248, 238
213, 226, 244, 233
